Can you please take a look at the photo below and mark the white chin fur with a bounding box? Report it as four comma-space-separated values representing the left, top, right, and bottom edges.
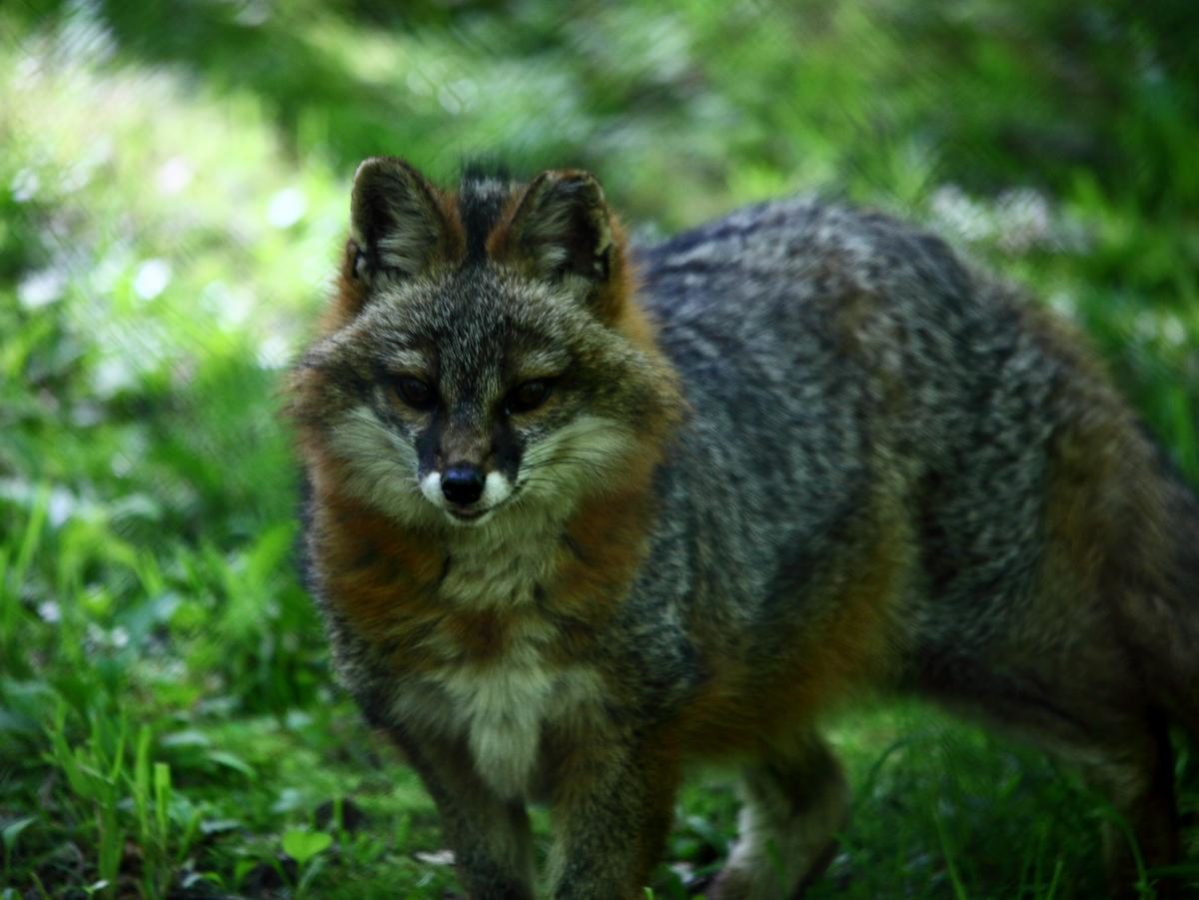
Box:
421, 471, 444, 507
481, 471, 513, 507
423, 470, 515, 526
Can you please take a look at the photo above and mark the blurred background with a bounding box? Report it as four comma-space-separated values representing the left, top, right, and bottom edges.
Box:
1, 0, 1196, 897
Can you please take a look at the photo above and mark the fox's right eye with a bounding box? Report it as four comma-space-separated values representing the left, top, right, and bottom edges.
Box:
393, 377, 436, 411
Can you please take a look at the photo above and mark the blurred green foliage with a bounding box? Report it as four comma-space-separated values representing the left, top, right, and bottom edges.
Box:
1, 0, 1196, 896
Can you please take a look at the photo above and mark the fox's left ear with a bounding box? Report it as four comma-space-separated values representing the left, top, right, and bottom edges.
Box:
495, 170, 626, 318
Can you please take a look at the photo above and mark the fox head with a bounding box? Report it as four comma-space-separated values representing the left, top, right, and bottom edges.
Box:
290, 158, 682, 530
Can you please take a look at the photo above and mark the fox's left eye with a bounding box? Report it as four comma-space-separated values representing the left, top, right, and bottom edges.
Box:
506, 379, 552, 415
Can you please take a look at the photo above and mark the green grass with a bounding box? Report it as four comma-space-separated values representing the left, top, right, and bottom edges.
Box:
1, 0, 1197, 897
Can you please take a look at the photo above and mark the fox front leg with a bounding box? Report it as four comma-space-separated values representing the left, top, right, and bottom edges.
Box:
396, 730, 535, 900
709, 733, 849, 900
546, 736, 682, 900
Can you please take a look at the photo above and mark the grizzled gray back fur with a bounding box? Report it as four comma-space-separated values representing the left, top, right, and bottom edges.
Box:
633, 201, 1059, 689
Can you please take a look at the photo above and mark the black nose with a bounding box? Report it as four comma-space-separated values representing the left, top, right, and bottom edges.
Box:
441, 465, 485, 506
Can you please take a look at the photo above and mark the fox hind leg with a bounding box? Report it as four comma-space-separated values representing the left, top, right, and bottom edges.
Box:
1074, 712, 1181, 899
709, 733, 849, 900
920, 653, 1183, 899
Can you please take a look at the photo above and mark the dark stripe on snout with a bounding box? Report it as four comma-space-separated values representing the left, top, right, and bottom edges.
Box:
415, 412, 444, 475
492, 418, 524, 484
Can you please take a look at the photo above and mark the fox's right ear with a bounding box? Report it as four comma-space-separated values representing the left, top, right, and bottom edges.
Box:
348, 157, 458, 286
491, 169, 632, 323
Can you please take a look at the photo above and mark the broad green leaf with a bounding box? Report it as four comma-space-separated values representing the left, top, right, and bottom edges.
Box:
282, 829, 332, 865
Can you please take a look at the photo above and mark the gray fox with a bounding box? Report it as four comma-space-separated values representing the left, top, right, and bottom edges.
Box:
289, 157, 1199, 899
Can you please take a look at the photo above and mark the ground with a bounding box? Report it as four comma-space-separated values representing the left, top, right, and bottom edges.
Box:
1, 1, 1197, 897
